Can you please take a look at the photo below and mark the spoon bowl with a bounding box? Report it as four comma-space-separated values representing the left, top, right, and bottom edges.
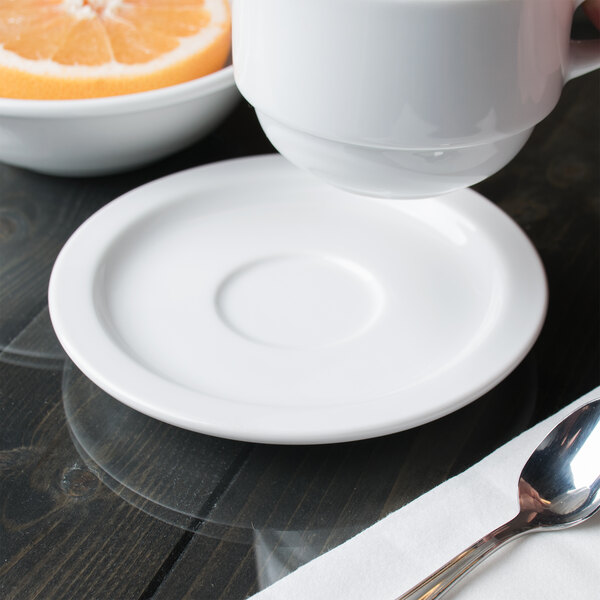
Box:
399, 398, 600, 599
520, 400, 600, 529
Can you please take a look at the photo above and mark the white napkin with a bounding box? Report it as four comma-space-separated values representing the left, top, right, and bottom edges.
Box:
250, 387, 600, 600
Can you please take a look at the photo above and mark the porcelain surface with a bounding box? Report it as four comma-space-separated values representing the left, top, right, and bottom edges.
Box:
0, 65, 239, 176
49, 155, 548, 444
233, 0, 600, 198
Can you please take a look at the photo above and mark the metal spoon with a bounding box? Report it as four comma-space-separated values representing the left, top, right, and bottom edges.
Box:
398, 398, 600, 600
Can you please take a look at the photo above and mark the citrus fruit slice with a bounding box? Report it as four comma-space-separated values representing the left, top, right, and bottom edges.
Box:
0, 0, 231, 99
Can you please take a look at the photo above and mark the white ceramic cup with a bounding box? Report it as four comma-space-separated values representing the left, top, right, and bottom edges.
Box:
233, 0, 600, 198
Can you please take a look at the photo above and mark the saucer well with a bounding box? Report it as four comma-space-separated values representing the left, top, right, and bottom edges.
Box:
48, 155, 547, 444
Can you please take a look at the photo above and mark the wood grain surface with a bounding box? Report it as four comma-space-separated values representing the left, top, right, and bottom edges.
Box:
0, 54, 598, 600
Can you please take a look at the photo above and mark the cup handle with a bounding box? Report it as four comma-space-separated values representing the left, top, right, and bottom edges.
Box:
568, 0, 600, 80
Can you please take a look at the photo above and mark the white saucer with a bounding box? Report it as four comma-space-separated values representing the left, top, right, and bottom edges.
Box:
48, 155, 547, 444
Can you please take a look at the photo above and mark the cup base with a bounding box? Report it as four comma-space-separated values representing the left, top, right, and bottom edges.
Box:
257, 111, 533, 199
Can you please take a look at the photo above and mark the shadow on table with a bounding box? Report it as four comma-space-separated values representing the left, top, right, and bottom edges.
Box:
61, 354, 538, 557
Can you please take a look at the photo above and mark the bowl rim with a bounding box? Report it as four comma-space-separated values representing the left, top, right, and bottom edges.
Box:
0, 64, 235, 118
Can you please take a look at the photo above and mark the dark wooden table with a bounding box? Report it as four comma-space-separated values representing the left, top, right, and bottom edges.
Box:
1, 27, 598, 600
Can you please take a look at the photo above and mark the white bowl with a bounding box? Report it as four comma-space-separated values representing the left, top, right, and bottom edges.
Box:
0, 65, 239, 176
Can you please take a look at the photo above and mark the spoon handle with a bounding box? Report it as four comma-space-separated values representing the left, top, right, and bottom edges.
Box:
395, 513, 532, 600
